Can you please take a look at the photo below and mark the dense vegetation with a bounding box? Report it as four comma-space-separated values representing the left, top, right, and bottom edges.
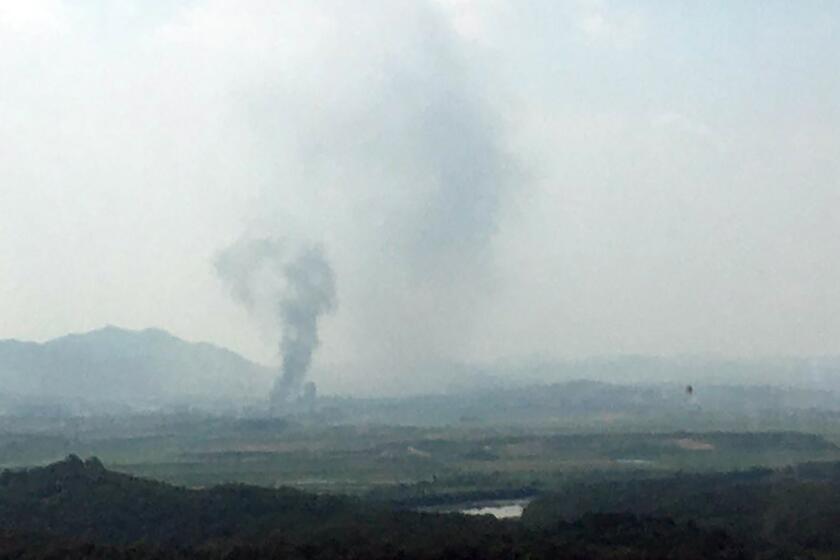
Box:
524, 461, 840, 554
5, 456, 840, 558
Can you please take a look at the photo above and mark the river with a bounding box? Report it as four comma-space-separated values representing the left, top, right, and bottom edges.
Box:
419, 498, 534, 519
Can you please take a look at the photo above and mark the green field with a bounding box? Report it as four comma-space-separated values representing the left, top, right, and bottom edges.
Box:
4, 414, 840, 504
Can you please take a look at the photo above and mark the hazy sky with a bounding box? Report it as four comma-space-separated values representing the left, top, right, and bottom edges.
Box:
2, 1, 839, 390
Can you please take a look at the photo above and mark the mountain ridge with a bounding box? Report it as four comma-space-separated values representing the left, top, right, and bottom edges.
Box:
0, 326, 274, 410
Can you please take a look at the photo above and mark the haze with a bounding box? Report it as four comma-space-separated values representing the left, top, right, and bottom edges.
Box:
2, 1, 839, 395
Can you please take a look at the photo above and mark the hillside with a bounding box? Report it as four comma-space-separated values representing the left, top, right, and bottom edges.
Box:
523, 462, 840, 552
0, 455, 361, 546
9, 457, 840, 557
0, 326, 273, 410
0, 457, 754, 559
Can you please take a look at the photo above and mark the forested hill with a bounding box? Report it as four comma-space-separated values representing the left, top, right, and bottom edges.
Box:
524, 461, 840, 554
0, 456, 754, 559
8, 457, 840, 558
0, 455, 359, 546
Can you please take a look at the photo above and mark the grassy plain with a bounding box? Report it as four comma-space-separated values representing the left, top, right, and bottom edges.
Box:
4, 414, 840, 504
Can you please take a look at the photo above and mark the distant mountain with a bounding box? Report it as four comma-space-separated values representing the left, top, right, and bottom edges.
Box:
474, 354, 840, 393
0, 326, 273, 411
317, 353, 840, 399
325, 379, 840, 429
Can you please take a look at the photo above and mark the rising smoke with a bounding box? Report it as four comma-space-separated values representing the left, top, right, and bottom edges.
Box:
214, 238, 336, 411
239, 1, 516, 380
214, 2, 516, 394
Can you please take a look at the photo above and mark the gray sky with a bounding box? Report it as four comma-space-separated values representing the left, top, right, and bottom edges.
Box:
2, 1, 839, 391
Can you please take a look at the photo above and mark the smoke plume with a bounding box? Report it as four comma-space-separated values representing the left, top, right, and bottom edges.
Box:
214, 238, 336, 409
236, 1, 516, 380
